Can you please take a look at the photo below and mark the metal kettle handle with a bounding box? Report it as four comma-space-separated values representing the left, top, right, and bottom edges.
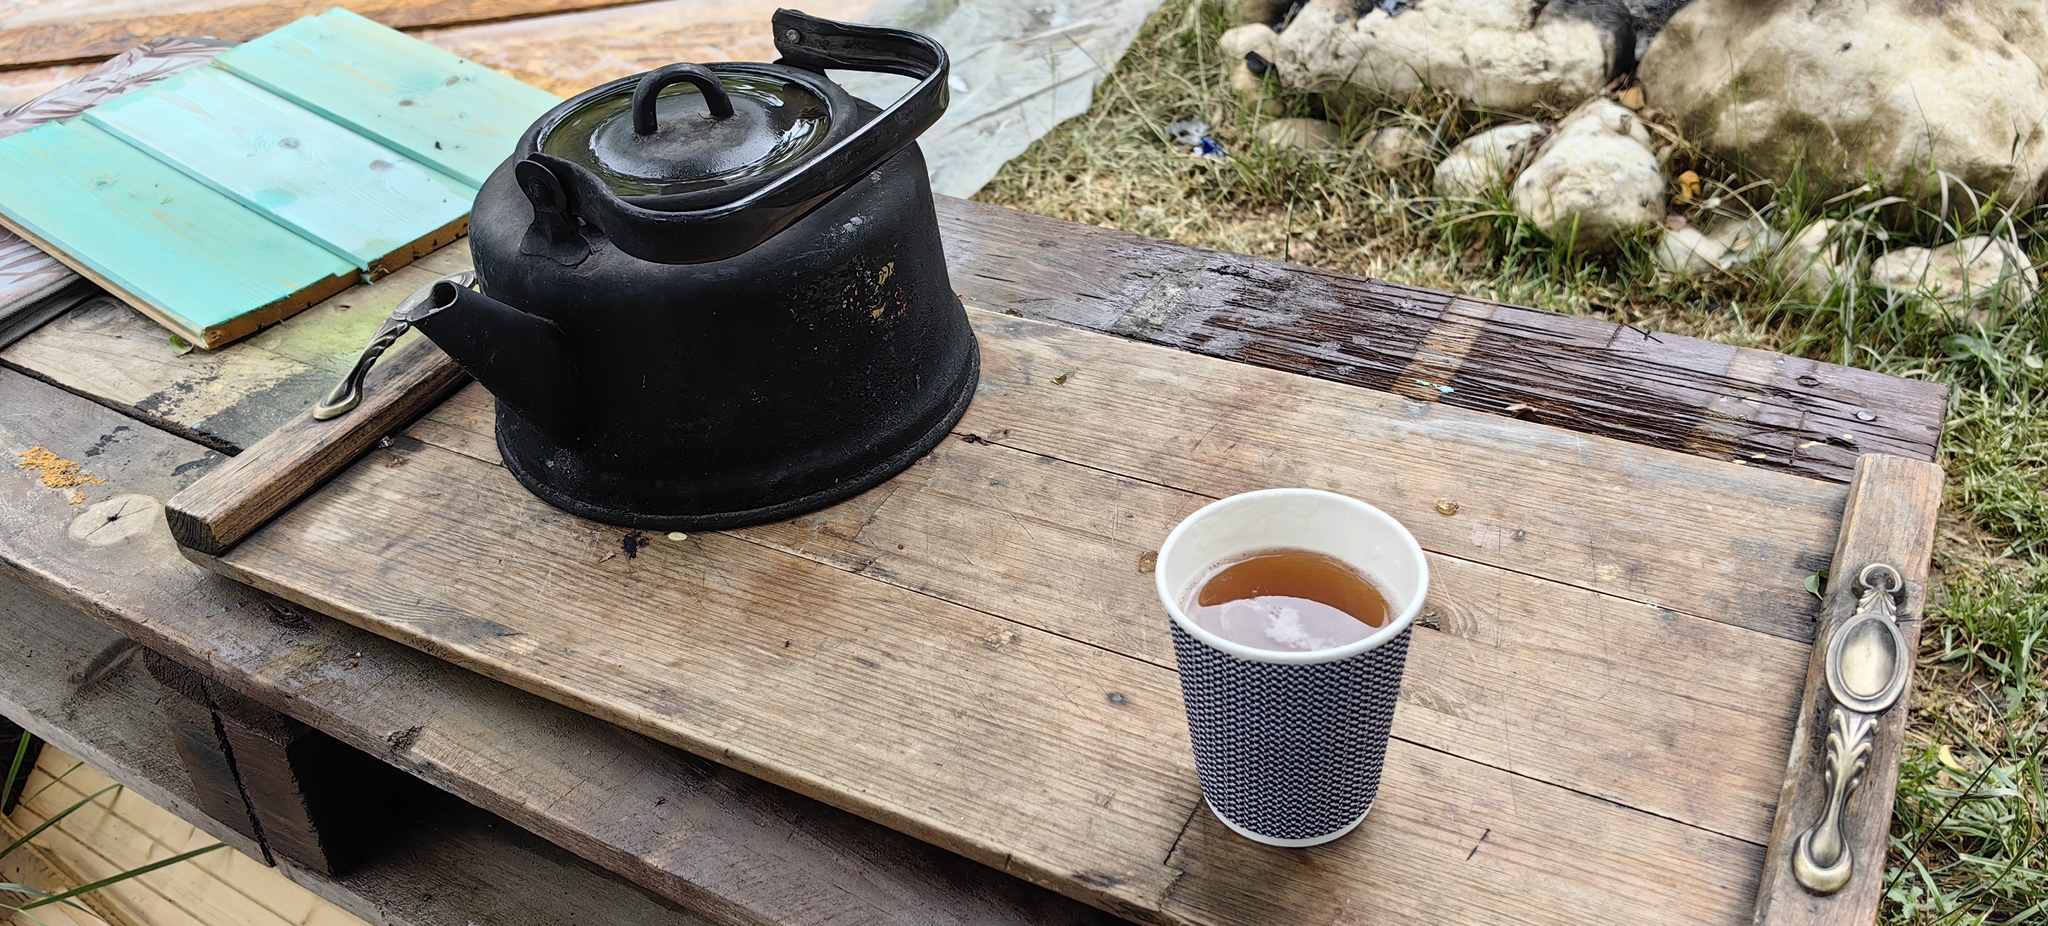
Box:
313, 271, 477, 420
631, 63, 734, 135
759, 8, 950, 205
522, 9, 949, 265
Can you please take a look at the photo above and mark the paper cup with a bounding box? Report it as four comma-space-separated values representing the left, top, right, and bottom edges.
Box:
1154, 488, 1429, 847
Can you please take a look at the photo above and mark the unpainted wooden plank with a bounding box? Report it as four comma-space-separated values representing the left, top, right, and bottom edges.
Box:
0, 367, 1119, 926
1753, 454, 1944, 926
0, 0, 655, 69
417, 377, 1807, 847
138, 649, 272, 857
0, 574, 707, 926
933, 198, 1948, 483
416, 0, 879, 97
211, 309, 1843, 926
214, 9, 561, 189
85, 67, 474, 272
0, 244, 473, 454
1161, 736, 1765, 926
948, 309, 1845, 641
207, 682, 419, 877
0, 580, 267, 863
0, 120, 355, 347
205, 423, 1779, 926
166, 333, 468, 555
5, 200, 1943, 487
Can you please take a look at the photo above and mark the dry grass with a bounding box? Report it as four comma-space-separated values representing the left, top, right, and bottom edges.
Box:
979, 1, 2048, 922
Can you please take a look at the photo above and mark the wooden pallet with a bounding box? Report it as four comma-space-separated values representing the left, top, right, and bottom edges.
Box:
164, 293, 1942, 925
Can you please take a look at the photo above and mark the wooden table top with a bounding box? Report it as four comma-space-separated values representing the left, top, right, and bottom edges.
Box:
0, 5, 1953, 922
5, 194, 1948, 926
170, 279, 1942, 925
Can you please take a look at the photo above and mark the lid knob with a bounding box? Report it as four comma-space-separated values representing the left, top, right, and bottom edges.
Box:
632, 63, 734, 136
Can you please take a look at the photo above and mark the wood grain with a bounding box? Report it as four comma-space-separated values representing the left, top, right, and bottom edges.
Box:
192, 306, 1855, 924
165, 332, 469, 555
4, 200, 1944, 484
954, 310, 1844, 641
1752, 453, 1944, 926
0, 575, 713, 926
214, 9, 561, 188
419, 380, 1810, 845
416, 0, 877, 96
85, 67, 475, 272
0, 120, 357, 347
934, 198, 1948, 484
0, 0, 651, 69
139, 649, 272, 859
0, 367, 1117, 926
202, 437, 1773, 925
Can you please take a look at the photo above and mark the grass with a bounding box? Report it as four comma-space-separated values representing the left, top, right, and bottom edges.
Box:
977, 1, 2048, 921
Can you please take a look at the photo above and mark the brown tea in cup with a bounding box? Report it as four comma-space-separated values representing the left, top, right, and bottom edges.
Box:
1185, 548, 1391, 653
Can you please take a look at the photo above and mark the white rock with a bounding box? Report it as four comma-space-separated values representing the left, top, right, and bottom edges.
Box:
1640, 0, 2048, 208
1655, 226, 1729, 276
1432, 122, 1547, 197
1509, 100, 1664, 252
1655, 216, 1793, 277
1258, 117, 1340, 150
1270, 0, 1617, 114
1869, 236, 2040, 308
1358, 125, 1433, 173
1220, 23, 1277, 63
1776, 219, 1861, 299
1708, 216, 1783, 267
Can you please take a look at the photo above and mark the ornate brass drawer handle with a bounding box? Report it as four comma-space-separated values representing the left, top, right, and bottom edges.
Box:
1793, 562, 1909, 894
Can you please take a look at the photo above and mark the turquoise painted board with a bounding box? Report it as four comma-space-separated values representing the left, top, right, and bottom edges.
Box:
0, 120, 353, 341
84, 67, 474, 272
214, 8, 559, 188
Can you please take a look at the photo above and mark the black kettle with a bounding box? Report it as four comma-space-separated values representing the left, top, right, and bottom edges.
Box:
320, 11, 978, 531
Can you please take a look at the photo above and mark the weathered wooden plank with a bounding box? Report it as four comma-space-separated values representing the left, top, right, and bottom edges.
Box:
214, 9, 561, 189
415, 0, 877, 96
0, 0, 650, 70
497, 402, 1799, 844
167, 333, 468, 554
0, 578, 267, 862
0, 368, 1118, 926
1, 243, 474, 454
5, 201, 1942, 487
85, 67, 473, 273
1752, 454, 1943, 926
961, 311, 1845, 641
418, 380, 1808, 845
0, 120, 356, 348
203, 427, 1776, 925
139, 648, 272, 857
933, 198, 1948, 483
202, 308, 1844, 923
0, 573, 710, 926
207, 681, 420, 876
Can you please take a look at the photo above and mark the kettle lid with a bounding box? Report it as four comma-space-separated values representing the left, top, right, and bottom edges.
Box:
535, 63, 837, 200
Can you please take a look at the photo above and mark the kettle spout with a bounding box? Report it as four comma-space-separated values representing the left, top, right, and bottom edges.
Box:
413, 281, 580, 446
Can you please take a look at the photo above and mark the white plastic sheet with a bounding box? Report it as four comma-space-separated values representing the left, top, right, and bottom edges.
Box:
843, 0, 1166, 197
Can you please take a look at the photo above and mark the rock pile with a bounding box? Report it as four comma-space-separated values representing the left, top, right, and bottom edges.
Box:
1210, 0, 2045, 312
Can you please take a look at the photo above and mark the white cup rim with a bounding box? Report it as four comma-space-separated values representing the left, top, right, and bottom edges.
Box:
1155, 488, 1429, 665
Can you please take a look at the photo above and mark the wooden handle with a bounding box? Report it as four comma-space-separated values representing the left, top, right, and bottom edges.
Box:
166, 333, 467, 555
